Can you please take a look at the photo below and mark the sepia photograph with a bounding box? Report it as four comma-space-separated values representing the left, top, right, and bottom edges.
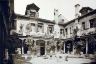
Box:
0, 0, 96, 64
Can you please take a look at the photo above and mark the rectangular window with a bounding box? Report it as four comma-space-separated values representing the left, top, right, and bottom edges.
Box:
38, 23, 44, 33
48, 25, 54, 34
49, 27, 52, 33
30, 12, 35, 17
65, 28, 67, 35
90, 19, 95, 28
60, 29, 64, 34
31, 23, 35, 26
38, 25, 42, 32
31, 23, 35, 32
82, 22, 85, 30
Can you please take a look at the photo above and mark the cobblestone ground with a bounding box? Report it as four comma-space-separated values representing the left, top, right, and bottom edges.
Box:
14, 54, 96, 64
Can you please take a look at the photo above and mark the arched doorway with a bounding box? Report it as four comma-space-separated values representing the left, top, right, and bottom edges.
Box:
65, 41, 73, 54
88, 38, 94, 54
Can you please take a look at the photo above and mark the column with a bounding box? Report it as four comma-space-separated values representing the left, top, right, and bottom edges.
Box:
34, 40, 37, 55
21, 40, 24, 54
45, 41, 47, 55
86, 38, 88, 54
34, 40, 36, 46
22, 47, 24, 54
55, 41, 57, 53
72, 40, 75, 54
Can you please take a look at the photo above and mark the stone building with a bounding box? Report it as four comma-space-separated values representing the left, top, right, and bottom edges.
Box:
13, 3, 96, 56
13, 3, 67, 56
62, 4, 96, 54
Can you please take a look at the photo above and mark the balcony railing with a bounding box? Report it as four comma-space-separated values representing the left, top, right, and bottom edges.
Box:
64, 27, 96, 39
81, 29, 88, 36
80, 27, 96, 36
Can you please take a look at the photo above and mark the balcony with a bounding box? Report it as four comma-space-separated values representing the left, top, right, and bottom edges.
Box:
88, 27, 96, 33
81, 29, 88, 36
80, 27, 96, 36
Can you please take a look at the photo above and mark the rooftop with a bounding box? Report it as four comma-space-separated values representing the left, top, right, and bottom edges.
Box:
26, 3, 40, 12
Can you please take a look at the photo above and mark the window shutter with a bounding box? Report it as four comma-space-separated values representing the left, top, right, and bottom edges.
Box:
47, 26, 49, 34
52, 26, 54, 33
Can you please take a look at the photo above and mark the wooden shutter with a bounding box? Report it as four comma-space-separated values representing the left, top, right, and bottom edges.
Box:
52, 26, 54, 33
42, 24, 44, 33
47, 26, 49, 34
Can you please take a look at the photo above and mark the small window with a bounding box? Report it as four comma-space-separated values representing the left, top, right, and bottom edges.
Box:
49, 27, 52, 33
90, 19, 95, 28
60, 29, 64, 34
82, 22, 85, 30
31, 23, 35, 26
30, 12, 35, 17
65, 28, 68, 35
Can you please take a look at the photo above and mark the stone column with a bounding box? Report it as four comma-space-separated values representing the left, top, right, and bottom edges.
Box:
21, 40, 24, 54
86, 38, 88, 54
45, 41, 47, 55
34, 40, 36, 55
64, 42, 65, 53
55, 41, 57, 53
22, 47, 24, 54
34, 40, 36, 47
72, 40, 75, 54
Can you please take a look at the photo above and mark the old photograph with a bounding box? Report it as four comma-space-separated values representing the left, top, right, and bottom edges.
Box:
0, 0, 96, 64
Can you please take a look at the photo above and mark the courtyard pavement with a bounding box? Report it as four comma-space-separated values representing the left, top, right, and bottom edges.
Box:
14, 54, 96, 64
29, 56, 94, 64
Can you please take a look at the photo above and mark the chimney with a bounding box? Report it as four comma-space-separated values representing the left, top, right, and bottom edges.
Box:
75, 4, 80, 18
54, 9, 59, 24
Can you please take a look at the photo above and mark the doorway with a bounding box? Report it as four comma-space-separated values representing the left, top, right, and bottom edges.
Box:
40, 47, 45, 55
40, 43, 45, 55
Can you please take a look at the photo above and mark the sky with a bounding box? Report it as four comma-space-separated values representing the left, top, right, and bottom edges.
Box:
14, 0, 96, 21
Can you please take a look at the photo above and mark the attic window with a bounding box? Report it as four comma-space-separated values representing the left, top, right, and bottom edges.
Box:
30, 12, 35, 17
31, 23, 35, 26
82, 22, 85, 30
62, 19, 64, 21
